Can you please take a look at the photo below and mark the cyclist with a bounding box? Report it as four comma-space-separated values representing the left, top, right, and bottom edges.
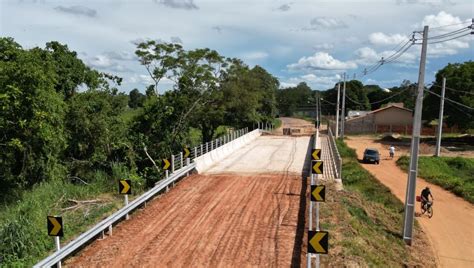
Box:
389, 145, 395, 159
420, 186, 434, 210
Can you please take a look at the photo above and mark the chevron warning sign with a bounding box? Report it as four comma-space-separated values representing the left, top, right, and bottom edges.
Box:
183, 147, 191, 158
311, 185, 326, 202
47, 216, 63, 237
312, 149, 321, 160
119, 180, 131, 195
162, 159, 171, 170
308, 230, 328, 254
311, 160, 324, 174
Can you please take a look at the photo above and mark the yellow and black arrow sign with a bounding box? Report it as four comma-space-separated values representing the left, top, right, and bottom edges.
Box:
311, 160, 324, 174
312, 149, 321, 160
308, 230, 329, 254
47, 216, 63, 237
183, 147, 190, 158
311, 185, 326, 202
119, 180, 131, 195
162, 159, 171, 170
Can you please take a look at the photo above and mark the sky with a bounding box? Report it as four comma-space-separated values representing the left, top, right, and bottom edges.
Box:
1, 0, 473, 92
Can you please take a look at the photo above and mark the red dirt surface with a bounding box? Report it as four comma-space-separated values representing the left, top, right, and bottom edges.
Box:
66, 173, 307, 267
346, 136, 474, 268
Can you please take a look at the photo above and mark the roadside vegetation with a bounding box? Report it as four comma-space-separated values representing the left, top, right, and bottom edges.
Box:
320, 140, 435, 266
0, 38, 279, 265
397, 156, 474, 203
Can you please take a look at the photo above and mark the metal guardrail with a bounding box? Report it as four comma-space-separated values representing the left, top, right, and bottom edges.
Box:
328, 128, 342, 180
35, 125, 265, 267
34, 163, 195, 267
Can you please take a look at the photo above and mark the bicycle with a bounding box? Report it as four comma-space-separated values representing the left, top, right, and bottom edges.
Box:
420, 200, 434, 218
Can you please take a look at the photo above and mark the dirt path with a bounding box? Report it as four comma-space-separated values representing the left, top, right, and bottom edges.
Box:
66, 173, 307, 267
67, 123, 312, 267
346, 136, 474, 268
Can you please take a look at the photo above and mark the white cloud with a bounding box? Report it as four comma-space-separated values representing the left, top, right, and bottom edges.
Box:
284, 73, 342, 89
153, 0, 199, 10
355, 46, 417, 66
276, 3, 292, 12
369, 32, 408, 46
54, 5, 97, 17
420, 11, 471, 57
279, 82, 297, 88
288, 52, 357, 71
241, 51, 269, 61
313, 43, 334, 50
306, 17, 348, 30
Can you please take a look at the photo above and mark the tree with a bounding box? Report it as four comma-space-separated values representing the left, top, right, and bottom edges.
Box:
277, 82, 313, 116
129, 88, 146, 108
0, 38, 67, 188
423, 61, 474, 130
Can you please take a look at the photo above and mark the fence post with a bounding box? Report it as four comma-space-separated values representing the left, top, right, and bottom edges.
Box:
194, 147, 198, 158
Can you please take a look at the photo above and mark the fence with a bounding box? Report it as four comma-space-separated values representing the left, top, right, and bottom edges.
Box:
328, 127, 342, 181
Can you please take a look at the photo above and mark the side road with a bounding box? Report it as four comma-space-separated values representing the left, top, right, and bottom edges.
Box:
346, 136, 474, 267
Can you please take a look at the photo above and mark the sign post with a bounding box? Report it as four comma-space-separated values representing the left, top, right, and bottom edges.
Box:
119, 180, 131, 220
47, 216, 63, 268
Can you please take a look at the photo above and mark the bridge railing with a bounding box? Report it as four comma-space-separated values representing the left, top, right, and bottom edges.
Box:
328, 127, 342, 181
35, 126, 258, 267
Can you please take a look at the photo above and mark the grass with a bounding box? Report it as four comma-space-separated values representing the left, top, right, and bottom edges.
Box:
0, 164, 145, 266
396, 156, 474, 203
319, 140, 435, 267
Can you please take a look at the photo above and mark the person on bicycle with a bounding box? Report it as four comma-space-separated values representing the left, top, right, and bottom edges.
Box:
389, 145, 395, 159
421, 186, 434, 209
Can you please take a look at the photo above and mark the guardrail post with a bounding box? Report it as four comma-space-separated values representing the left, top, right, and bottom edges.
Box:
194, 147, 198, 159
180, 152, 183, 169
200, 144, 203, 155
206, 142, 209, 153
186, 158, 190, 176
55, 237, 61, 268
171, 155, 175, 173
211, 140, 214, 151
108, 224, 112, 236
124, 194, 129, 220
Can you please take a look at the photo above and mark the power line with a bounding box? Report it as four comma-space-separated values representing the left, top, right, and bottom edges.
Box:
424, 89, 474, 111
344, 87, 411, 106
320, 98, 336, 106
431, 83, 474, 95
427, 27, 471, 40
429, 21, 471, 30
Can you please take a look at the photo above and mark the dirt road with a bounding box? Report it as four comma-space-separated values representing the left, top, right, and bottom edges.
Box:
346, 136, 474, 268
67, 124, 312, 267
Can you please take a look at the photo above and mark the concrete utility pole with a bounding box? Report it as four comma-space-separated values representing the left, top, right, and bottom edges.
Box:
435, 77, 446, 157
341, 73, 346, 139
402, 25, 429, 246
335, 82, 341, 138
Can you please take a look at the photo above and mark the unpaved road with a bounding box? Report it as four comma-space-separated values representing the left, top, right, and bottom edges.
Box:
67, 129, 311, 267
346, 136, 474, 268
206, 136, 310, 175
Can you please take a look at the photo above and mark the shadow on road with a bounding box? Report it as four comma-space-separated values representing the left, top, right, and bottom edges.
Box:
290, 134, 313, 267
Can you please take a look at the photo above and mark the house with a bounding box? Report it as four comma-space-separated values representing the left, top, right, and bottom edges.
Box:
344, 104, 413, 134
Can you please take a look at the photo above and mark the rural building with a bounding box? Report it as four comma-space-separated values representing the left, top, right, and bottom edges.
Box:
344, 104, 413, 134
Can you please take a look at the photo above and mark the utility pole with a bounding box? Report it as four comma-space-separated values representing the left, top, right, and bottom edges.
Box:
335, 82, 341, 138
435, 77, 446, 157
402, 25, 429, 246
341, 73, 346, 139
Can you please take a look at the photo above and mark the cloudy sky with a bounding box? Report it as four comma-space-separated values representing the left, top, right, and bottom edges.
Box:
1, 0, 473, 92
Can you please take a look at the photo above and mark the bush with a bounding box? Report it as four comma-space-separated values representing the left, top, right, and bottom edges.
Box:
396, 156, 474, 203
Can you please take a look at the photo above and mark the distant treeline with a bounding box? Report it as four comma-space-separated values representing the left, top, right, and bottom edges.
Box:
276, 61, 474, 131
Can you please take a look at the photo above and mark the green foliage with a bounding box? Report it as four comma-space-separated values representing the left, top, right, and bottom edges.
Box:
397, 156, 474, 203
0, 176, 122, 265
0, 38, 67, 190
277, 82, 313, 116
326, 140, 430, 266
128, 88, 146, 108
423, 61, 474, 130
